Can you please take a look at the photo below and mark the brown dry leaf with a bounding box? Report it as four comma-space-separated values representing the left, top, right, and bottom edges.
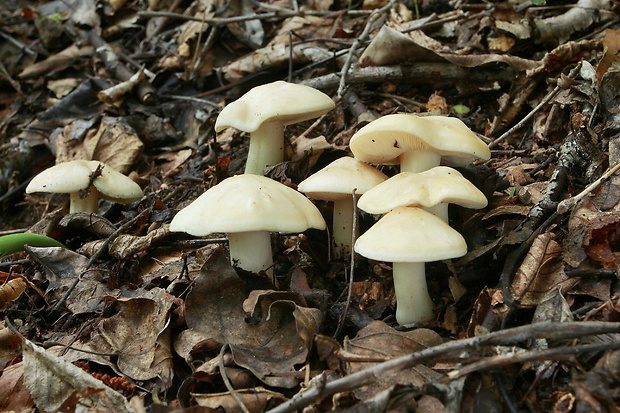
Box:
193, 387, 287, 412
155, 149, 194, 177
85, 290, 175, 384
56, 116, 144, 174
0, 361, 34, 412
0, 278, 27, 311
482, 204, 531, 219
223, 43, 334, 82
511, 233, 577, 307
26, 246, 120, 314
175, 250, 323, 388
22, 340, 133, 412
564, 178, 620, 268
18, 45, 94, 79
359, 25, 538, 72
106, 225, 170, 259
345, 321, 443, 399
596, 29, 620, 83
426, 92, 448, 113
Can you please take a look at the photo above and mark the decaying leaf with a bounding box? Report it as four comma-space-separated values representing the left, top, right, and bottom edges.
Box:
175, 250, 323, 388
0, 278, 27, 311
56, 115, 144, 174
26, 246, 119, 314
564, 178, 620, 268
22, 340, 133, 412
344, 321, 443, 400
511, 232, 576, 307
193, 387, 287, 412
74, 290, 175, 385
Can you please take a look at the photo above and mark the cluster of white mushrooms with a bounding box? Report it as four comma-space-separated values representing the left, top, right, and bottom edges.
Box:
25, 80, 492, 326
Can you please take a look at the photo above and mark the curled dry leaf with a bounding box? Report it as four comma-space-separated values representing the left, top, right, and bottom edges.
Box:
56, 115, 144, 174
193, 387, 287, 412
511, 232, 577, 307
564, 179, 620, 268
175, 249, 323, 388
22, 340, 133, 412
26, 246, 119, 314
73, 290, 175, 384
0, 278, 27, 311
344, 321, 444, 400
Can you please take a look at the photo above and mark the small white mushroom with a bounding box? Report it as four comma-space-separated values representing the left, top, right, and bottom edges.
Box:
297, 157, 388, 259
215, 81, 335, 175
169, 174, 326, 275
349, 114, 490, 173
354, 207, 467, 325
357, 166, 488, 222
26, 160, 143, 214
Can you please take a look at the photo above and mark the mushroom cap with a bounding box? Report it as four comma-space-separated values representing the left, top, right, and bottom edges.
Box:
297, 157, 388, 202
26, 160, 143, 203
357, 166, 488, 214
169, 174, 327, 236
214, 81, 335, 133
354, 207, 467, 262
349, 114, 491, 166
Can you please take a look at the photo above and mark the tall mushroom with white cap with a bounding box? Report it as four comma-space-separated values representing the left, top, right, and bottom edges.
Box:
354, 207, 467, 325
26, 160, 143, 214
357, 166, 487, 222
297, 157, 388, 259
349, 114, 490, 173
170, 174, 326, 275
215, 81, 335, 175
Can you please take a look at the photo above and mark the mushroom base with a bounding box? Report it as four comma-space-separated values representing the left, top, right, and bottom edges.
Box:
392, 261, 435, 325
228, 231, 273, 276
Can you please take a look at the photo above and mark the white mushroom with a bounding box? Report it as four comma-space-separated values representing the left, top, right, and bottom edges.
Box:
357, 166, 487, 222
354, 207, 467, 325
297, 157, 388, 259
349, 114, 490, 173
215, 81, 335, 175
170, 174, 326, 275
26, 160, 143, 214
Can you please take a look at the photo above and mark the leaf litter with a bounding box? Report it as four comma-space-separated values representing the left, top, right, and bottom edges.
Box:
1, 0, 620, 411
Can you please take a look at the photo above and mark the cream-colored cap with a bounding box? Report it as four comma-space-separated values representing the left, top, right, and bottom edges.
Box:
354, 207, 467, 262
357, 166, 487, 214
214, 81, 335, 133
170, 174, 326, 235
26, 160, 143, 202
349, 114, 490, 168
297, 157, 388, 201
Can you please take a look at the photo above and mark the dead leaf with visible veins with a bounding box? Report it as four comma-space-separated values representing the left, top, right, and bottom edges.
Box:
26, 246, 120, 314
80, 290, 175, 385
511, 233, 577, 307
564, 178, 620, 268
56, 115, 144, 174
193, 387, 287, 412
344, 321, 444, 400
175, 249, 323, 389
22, 340, 133, 412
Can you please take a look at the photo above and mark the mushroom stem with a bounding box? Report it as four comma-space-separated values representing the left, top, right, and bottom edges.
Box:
244, 121, 285, 175
69, 188, 100, 214
424, 203, 449, 222
331, 197, 358, 259
227, 231, 273, 275
399, 150, 442, 173
392, 261, 435, 325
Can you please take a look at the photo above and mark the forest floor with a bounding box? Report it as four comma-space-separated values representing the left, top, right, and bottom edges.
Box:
1, 0, 620, 411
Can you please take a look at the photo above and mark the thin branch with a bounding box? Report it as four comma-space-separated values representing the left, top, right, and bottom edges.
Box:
267, 321, 620, 413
